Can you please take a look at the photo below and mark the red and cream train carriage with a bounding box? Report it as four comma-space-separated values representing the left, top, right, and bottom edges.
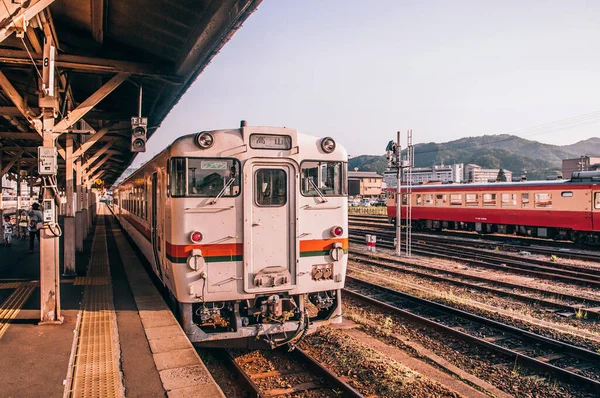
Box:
386, 172, 600, 243
113, 122, 348, 347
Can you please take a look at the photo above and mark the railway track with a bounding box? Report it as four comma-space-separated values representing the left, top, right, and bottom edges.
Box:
224, 347, 363, 397
349, 214, 600, 262
349, 250, 600, 319
349, 230, 600, 288
343, 276, 600, 394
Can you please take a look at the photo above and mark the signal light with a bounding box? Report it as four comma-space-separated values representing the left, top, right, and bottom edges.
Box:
331, 226, 344, 237
190, 231, 203, 243
131, 116, 147, 152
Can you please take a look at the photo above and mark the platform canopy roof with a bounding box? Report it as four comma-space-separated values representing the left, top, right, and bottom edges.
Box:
0, 0, 261, 187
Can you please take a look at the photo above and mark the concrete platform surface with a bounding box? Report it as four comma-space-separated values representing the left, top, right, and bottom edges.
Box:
0, 206, 224, 398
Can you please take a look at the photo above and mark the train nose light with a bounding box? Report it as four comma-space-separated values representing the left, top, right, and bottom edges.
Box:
321, 137, 336, 153
190, 231, 203, 243
195, 132, 214, 149
331, 226, 344, 237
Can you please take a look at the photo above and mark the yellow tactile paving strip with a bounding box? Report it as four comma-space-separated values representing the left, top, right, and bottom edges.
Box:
0, 282, 36, 339
64, 221, 124, 398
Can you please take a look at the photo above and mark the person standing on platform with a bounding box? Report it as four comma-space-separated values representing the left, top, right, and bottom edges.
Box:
28, 203, 43, 254
18, 210, 28, 240
3, 215, 14, 247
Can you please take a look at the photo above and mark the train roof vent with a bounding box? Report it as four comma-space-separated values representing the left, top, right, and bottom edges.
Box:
570, 171, 600, 182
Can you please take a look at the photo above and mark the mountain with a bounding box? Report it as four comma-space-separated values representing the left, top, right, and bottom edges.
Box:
349, 135, 600, 180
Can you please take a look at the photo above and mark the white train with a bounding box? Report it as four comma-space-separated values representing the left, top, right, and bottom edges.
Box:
112, 122, 348, 347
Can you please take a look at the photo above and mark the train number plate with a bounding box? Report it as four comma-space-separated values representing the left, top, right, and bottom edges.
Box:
250, 134, 292, 150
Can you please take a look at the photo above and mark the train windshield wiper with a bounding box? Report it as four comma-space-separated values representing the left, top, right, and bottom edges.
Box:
211, 178, 235, 204
309, 179, 328, 203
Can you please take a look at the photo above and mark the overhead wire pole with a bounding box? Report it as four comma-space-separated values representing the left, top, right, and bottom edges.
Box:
395, 130, 402, 256
406, 129, 413, 257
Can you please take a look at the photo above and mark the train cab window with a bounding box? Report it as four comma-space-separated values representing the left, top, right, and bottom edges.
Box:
301, 161, 346, 196
501, 193, 516, 207
170, 157, 241, 198
483, 193, 496, 206
595, 193, 600, 209
435, 194, 447, 206
450, 194, 462, 206
561, 191, 573, 197
521, 193, 529, 208
466, 193, 479, 206
255, 169, 287, 207
534, 193, 552, 208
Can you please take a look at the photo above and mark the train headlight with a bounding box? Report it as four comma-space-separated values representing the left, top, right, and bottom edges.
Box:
190, 231, 203, 243
331, 226, 344, 237
195, 132, 214, 149
321, 137, 336, 153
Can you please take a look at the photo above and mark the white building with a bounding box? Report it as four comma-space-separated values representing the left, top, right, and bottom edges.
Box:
384, 163, 464, 187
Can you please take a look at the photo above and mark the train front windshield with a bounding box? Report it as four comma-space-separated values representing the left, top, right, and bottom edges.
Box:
301, 161, 347, 196
170, 157, 241, 197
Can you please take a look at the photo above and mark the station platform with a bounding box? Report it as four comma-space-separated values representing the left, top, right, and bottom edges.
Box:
0, 206, 224, 398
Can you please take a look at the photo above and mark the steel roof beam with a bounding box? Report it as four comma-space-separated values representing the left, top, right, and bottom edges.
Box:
85, 155, 112, 179
82, 141, 113, 169
0, 150, 24, 175
91, 0, 105, 44
53, 73, 129, 133
0, 132, 40, 140
0, 0, 55, 43
72, 127, 111, 158
0, 70, 42, 134
0, 49, 180, 81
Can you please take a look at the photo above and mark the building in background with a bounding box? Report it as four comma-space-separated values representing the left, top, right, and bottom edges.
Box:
348, 171, 383, 197
384, 163, 464, 187
562, 156, 600, 178
464, 164, 513, 183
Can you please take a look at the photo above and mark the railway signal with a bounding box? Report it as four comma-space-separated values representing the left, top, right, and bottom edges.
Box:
131, 116, 147, 152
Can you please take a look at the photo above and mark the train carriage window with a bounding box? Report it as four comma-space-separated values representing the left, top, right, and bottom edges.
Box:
521, 193, 529, 208
424, 194, 433, 205
416, 194, 422, 205
170, 158, 186, 196
534, 193, 552, 208
435, 194, 447, 206
483, 193, 497, 206
255, 169, 287, 207
450, 193, 462, 206
501, 193, 516, 207
402, 194, 408, 205
561, 191, 573, 197
595, 193, 600, 209
301, 161, 346, 196
466, 193, 479, 206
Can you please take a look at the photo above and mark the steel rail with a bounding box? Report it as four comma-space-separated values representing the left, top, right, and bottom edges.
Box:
349, 233, 600, 288
344, 277, 600, 393
349, 251, 600, 318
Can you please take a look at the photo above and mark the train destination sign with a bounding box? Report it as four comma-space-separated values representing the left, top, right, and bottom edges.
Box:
250, 134, 292, 150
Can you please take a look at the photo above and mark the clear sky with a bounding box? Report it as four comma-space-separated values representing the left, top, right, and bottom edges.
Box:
132, 0, 600, 166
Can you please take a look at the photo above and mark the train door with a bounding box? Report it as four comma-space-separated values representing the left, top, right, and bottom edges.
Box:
151, 172, 163, 280
243, 160, 296, 292
593, 191, 600, 230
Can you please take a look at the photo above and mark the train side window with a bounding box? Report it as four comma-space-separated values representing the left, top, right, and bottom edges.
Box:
521, 193, 529, 208
435, 194, 447, 206
170, 158, 186, 196
595, 193, 600, 209
402, 194, 408, 205
255, 169, 287, 207
501, 193, 516, 207
424, 194, 433, 205
483, 193, 496, 206
450, 193, 462, 206
466, 193, 479, 206
416, 194, 422, 205
561, 191, 573, 197
534, 193, 552, 208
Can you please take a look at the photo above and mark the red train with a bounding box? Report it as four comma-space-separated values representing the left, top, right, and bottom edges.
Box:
386, 171, 600, 244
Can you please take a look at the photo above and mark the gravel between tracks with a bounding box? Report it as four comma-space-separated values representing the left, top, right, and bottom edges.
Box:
342, 297, 595, 398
